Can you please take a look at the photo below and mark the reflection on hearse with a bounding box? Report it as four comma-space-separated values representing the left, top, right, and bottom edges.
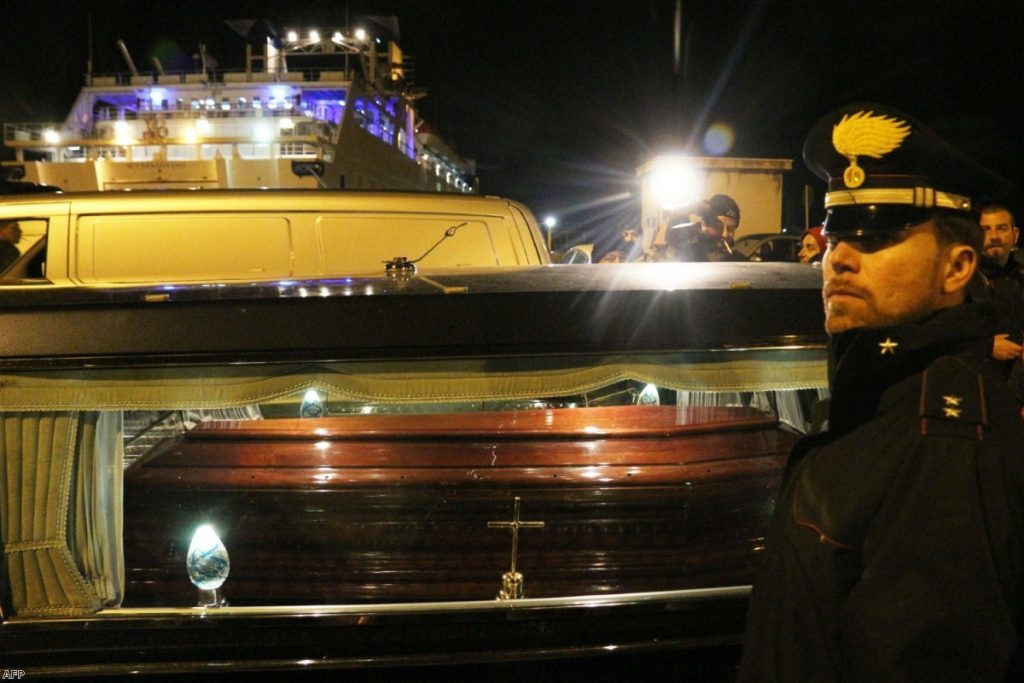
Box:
0, 262, 827, 672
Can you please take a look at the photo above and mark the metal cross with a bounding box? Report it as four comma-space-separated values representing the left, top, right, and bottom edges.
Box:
488, 497, 544, 575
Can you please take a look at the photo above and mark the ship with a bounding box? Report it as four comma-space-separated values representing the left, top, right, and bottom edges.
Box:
1, 22, 476, 193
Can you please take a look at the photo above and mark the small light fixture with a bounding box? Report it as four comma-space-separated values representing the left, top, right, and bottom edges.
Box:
300, 388, 325, 417
187, 524, 229, 607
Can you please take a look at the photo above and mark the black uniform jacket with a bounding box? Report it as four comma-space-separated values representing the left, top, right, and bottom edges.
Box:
740, 303, 1024, 681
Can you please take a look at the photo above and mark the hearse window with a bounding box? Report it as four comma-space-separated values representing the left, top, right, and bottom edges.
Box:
317, 214, 504, 272
0, 348, 827, 616
0, 218, 49, 283
75, 214, 294, 284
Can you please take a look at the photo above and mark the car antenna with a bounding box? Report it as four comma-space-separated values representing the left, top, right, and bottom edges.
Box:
384, 221, 469, 274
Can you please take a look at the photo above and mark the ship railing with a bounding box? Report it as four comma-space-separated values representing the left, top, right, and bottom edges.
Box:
3, 122, 70, 145
85, 67, 357, 87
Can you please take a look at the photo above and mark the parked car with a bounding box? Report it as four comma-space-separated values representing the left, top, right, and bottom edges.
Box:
0, 190, 550, 286
557, 242, 594, 263
0, 262, 827, 675
733, 232, 802, 262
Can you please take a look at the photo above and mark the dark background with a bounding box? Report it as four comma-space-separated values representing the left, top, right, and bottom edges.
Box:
2, 0, 1023, 247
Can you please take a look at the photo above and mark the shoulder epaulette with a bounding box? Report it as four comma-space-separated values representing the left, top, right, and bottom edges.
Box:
919, 356, 987, 440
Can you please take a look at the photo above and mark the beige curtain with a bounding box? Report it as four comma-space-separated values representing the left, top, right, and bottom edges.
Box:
1, 411, 122, 617
0, 349, 827, 412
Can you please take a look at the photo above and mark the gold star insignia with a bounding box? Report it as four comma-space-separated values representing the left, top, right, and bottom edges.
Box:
879, 338, 899, 355
943, 407, 962, 419
943, 395, 962, 407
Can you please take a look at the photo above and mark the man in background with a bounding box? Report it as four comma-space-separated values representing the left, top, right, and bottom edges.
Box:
664, 194, 745, 261
0, 221, 22, 274
978, 206, 1023, 381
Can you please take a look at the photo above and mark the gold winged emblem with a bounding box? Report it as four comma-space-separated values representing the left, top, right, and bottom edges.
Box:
832, 111, 911, 188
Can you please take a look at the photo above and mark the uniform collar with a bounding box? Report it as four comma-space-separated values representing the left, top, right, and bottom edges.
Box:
826, 303, 998, 435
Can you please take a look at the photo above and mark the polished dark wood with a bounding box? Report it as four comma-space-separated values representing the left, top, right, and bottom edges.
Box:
123, 405, 793, 607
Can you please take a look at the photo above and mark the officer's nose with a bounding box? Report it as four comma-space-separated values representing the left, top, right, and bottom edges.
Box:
825, 239, 860, 274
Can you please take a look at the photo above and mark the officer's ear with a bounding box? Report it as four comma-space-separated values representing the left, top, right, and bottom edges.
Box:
941, 244, 977, 296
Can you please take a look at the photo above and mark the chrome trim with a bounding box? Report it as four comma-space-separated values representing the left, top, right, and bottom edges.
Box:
7, 585, 751, 622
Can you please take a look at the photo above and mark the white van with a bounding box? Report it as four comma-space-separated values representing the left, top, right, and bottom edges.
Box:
0, 190, 550, 287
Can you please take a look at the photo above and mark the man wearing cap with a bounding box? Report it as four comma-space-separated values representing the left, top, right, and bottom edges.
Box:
664, 194, 745, 261
740, 105, 1024, 681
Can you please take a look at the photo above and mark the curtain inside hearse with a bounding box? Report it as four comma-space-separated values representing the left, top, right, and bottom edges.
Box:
0, 349, 827, 616
0, 412, 122, 617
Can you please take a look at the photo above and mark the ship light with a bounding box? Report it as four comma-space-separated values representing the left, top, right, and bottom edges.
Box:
149, 88, 167, 105
195, 118, 212, 135
113, 120, 134, 145
354, 28, 367, 41
252, 124, 273, 142
187, 524, 229, 607
286, 30, 298, 43
182, 126, 198, 144
332, 31, 343, 42
309, 29, 320, 43
279, 118, 295, 131
42, 129, 61, 144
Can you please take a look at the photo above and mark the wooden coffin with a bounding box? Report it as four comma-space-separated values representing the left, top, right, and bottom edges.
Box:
122, 405, 795, 606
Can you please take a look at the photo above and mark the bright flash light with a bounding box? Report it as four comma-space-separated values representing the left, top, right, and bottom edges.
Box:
649, 155, 704, 210
182, 126, 198, 143
42, 129, 61, 144
279, 118, 295, 131
252, 124, 273, 142
354, 28, 367, 41
286, 30, 298, 43
149, 88, 166, 104
309, 30, 320, 42
195, 118, 212, 134
332, 31, 343, 42
543, 215, 557, 229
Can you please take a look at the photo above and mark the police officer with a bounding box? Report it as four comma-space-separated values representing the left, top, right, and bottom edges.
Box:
740, 103, 1024, 680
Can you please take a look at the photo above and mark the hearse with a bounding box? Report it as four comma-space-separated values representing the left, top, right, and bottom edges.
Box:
0, 261, 827, 676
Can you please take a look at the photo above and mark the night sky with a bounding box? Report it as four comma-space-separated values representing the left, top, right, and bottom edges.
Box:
3, 0, 1024, 246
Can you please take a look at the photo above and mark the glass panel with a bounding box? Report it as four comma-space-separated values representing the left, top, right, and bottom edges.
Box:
0, 218, 49, 282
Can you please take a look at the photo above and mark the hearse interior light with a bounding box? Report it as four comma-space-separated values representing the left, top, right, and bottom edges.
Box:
186, 524, 230, 608
300, 389, 325, 418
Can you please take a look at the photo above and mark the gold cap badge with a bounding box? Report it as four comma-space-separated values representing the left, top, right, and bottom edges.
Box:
832, 111, 911, 189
